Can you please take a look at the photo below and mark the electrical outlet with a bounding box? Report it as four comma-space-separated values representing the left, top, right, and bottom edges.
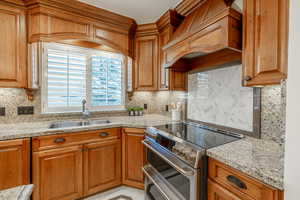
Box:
0, 107, 5, 116
18, 106, 34, 115
144, 104, 148, 110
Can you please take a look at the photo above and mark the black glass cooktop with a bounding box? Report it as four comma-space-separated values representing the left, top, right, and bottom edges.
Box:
153, 122, 241, 149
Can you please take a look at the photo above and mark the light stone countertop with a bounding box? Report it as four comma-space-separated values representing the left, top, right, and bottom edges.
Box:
207, 137, 284, 190
0, 115, 284, 190
0, 185, 34, 200
0, 114, 173, 141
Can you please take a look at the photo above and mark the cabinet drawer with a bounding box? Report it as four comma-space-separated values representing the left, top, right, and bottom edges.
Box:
32, 128, 120, 151
208, 158, 282, 200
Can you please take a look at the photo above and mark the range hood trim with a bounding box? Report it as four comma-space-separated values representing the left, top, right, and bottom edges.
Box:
163, 0, 242, 72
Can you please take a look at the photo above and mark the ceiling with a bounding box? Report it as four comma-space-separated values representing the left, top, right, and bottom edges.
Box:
79, 0, 182, 24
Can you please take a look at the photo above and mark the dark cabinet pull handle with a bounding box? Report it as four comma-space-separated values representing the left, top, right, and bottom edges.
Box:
54, 138, 66, 143
244, 76, 252, 81
226, 175, 247, 190
99, 132, 109, 137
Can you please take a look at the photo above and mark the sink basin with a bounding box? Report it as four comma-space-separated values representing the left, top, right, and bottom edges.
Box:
49, 120, 111, 129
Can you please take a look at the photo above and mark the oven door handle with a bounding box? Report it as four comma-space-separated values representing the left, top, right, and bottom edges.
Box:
143, 165, 185, 200
143, 140, 194, 177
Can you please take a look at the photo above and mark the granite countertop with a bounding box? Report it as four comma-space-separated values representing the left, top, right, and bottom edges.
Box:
0, 114, 173, 140
0, 115, 284, 190
207, 137, 284, 190
0, 185, 34, 200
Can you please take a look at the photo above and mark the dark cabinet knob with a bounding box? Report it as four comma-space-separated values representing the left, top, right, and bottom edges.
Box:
99, 132, 109, 137
226, 175, 247, 189
244, 76, 252, 81
54, 138, 66, 143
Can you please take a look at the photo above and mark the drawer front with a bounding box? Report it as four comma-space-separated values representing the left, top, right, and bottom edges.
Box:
208, 158, 280, 200
32, 128, 120, 151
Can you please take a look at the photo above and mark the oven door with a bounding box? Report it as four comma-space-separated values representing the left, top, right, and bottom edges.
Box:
143, 138, 201, 200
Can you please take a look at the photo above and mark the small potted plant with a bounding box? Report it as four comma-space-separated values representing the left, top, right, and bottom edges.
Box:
137, 107, 144, 116
133, 107, 140, 116
127, 107, 135, 116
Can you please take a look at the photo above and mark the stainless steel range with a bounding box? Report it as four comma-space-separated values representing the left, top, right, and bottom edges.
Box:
143, 122, 243, 200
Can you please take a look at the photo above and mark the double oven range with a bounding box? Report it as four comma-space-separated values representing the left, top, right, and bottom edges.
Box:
143, 122, 243, 200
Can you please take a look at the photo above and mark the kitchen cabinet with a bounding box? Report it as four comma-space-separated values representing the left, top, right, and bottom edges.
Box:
134, 32, 159, 91
208, 158, 284, 200
83, 139, 121, 196
0, 139, 30, 190
32, 145, 83, 200
32, 128, 122, 200
158, 26, 186, 91
122, 128, 145, 189
242, 0, 289, 86
27, 0, 136, 58
0, 3, 27, 88
208, 179, 242, 200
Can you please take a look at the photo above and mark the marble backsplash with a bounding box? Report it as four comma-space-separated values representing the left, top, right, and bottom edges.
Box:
188, 66, 255, 132
186, 65, 286, 144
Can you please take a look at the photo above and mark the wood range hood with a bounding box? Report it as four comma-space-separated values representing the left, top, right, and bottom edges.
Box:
163, 0, 242, 72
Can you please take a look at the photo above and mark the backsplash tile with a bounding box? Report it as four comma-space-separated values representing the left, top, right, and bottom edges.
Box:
186, 66, 286, 144
187, 66, 255, 132
0, 88, 186, 124
0, 74, 286, 144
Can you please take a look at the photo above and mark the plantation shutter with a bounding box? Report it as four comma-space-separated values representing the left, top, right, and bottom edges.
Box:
46, 49, 86, 109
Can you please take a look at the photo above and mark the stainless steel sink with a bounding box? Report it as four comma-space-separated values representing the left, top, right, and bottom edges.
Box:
49, 120, 111, 129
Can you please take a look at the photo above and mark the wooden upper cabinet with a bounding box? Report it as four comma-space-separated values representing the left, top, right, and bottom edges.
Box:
157, 10, 186, 91
242, 0, 289, 86
0, 139, 30, 190
83, 139, 121, 196
27, 2, 136, 57
0, 4, 26, 88
158, 28, 187, 91
28, 7, 92, 42
122, 128, 145, 189
134, 34, 159, 91
158, 27, 172, 90
32, 145, 83, 200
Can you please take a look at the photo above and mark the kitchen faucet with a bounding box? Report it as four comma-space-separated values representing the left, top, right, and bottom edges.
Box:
82, 99, 90, 120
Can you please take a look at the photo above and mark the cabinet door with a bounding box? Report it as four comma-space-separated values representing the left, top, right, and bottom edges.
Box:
208, 179, 242, 200
32, 145, 83, 200
0, 4, 26, 88
0, 139, 30, 190
158, 27, 186, 91
169, 69, 186, 91
83, 139, 121, 196
134, 35, 158, 91
158, 27, 171, 90
122, 128, 145, 189
242, 0, 288, 86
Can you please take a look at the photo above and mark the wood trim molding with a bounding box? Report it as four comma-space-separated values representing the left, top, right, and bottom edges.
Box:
135, 23, 159, 37
25, 0, 136, 31
175, 0, 206, 16
156, 10, 184, 32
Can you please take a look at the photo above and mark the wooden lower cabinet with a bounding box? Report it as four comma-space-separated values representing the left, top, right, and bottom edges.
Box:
122, 128, 145, 189
32, 145, 83, 200
83, 139, 121, 196
208, 158, 284, 200
208, 179, 242, 200
0, 139, 30, 190
32, 129, 122, 200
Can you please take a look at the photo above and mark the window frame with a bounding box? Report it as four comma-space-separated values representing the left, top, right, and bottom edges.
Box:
41, 42, 126, 114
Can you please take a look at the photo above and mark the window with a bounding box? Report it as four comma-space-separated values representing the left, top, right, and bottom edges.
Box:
41, 43, 125, 113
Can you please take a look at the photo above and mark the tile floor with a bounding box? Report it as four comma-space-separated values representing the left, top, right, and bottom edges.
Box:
84, 186, 145, 200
